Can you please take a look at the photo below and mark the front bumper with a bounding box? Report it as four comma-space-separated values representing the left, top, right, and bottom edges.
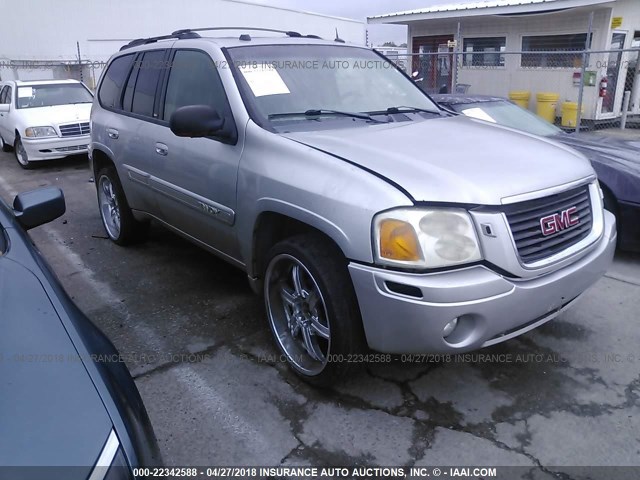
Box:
22, 135, 90, 161
349, 210, 617, 354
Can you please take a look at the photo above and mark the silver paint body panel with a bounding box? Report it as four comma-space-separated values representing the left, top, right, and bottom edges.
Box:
90, 37, 614, 354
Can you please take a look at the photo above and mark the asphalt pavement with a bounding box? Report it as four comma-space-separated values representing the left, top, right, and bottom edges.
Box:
1, 151, 639, 478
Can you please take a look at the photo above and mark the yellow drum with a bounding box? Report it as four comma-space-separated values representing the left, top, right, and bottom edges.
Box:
509, 91, 531, 109
536, 92, 560, 123
561, 101, 582, 128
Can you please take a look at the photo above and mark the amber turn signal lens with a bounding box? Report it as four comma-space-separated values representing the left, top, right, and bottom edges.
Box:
379, 219, 422, 262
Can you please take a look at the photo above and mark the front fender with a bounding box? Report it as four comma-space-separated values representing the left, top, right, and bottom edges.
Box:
237, 121, 413, 278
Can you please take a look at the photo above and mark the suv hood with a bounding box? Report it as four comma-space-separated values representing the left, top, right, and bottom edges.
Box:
283, 115, 595, 205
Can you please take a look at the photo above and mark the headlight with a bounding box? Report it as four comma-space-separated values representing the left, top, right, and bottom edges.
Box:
374, 208, 482, 269
25, 126, 57, 137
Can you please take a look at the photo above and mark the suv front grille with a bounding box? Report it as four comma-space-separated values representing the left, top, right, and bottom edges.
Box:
59, 122, 90, 137
504, 185, 592, 264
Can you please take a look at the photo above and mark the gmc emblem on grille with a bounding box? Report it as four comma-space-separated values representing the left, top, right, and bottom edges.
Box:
540, 207, 579, 236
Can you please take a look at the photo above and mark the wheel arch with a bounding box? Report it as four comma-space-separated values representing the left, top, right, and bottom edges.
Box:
249, 206, 353, 288
91, 147, 117, 180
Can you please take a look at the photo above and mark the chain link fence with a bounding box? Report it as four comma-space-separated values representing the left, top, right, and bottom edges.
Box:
383, 46, 640, 133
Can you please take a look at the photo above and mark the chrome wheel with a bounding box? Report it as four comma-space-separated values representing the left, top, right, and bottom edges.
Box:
98, 175, 121, 240
15, 139, 28, 166
265, 254, 331, 376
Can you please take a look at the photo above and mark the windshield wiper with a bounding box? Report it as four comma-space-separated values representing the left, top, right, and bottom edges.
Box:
370, 106, 442, 115
268, 109, 386, 123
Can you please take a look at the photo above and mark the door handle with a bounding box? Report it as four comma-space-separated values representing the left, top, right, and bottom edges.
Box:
155, 143, 168, 156
106, 128, 119, 139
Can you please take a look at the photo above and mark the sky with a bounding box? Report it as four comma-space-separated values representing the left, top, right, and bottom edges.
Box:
248, 0, 449, 46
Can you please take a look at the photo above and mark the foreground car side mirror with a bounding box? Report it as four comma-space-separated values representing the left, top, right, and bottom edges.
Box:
0, 104, 9, 113
170, 105, 230, 139
13, 187, 66, 230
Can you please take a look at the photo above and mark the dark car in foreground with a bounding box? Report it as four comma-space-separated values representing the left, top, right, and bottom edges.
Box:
433, 94, 640, 252
0, 187, 160, 478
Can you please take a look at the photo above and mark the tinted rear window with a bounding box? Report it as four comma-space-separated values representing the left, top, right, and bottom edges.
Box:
131, 50, 166, 118
99, 54, 135, 109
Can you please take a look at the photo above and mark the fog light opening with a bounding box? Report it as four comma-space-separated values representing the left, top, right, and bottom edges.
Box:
443, 318, 459, 338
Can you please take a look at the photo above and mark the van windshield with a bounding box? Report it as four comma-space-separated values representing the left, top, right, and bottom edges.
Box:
227, 44, 439, 129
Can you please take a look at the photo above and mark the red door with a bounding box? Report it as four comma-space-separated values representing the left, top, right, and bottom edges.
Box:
413, 35, 454, 94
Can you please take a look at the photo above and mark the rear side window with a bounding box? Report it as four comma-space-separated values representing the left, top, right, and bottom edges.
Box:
163, 50, 232, 120
131, 50, 166, 118
99, 54, 135, 109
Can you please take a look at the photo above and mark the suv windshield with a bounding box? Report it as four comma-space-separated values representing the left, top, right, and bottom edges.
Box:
227, 44, 439, 129
17, 83, 93, 109
452, 100, 562, 137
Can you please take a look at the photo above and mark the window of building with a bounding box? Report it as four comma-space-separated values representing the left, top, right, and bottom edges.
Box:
463, 37, 506, 67
521, 33, 591, 68
131, 50, 166, 118
162, 50, 232, 122
98, 54, 135, 109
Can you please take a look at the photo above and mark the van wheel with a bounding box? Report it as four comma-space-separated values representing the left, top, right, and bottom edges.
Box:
263, 234, 366, 387
96, 166, 149, 245
0, 135, 11, 152
14, 137, 35, 169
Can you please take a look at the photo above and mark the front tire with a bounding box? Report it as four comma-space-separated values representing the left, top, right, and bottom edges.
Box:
96, 166, 149, 245
264, 234, 366, 386
0, 135, 11, 152
14, 136, 35, 169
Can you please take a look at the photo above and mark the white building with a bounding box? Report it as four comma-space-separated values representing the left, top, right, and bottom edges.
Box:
369, 0, 640, 122
374, 46, 409, 66
0, 0, 365, 89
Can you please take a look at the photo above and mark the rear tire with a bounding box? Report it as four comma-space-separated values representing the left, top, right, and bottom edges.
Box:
96, 166, 149, 245
14, 136, 35, 169
263, 234, 366, 387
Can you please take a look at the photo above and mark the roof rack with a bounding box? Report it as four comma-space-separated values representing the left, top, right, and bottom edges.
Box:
121, 27, 332, 51
172, 27, 324, 41
120, 31, 201, 51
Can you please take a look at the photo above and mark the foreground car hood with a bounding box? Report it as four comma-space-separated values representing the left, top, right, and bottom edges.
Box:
16, 103, 92, 127
555, 133, 640, 204
0, 258, 111, 472
284, 116, 595, 205
556, 133, 640, 171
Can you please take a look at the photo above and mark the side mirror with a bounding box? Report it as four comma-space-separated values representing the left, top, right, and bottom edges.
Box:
170, 105, 229, 138
0, 104, 9, 113
13, 187, 66, 230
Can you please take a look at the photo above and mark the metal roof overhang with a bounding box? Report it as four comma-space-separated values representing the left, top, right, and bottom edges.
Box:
367, 0, 615, 24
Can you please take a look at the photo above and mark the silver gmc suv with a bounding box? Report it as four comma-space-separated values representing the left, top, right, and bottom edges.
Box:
90, 28, 617, 385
